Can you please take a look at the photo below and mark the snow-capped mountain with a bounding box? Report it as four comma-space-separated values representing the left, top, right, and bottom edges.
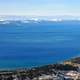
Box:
0, 15, 80, 24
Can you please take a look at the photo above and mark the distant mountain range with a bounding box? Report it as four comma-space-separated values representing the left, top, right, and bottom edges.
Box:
0, 15, 80, 25
0, 15, 80, 22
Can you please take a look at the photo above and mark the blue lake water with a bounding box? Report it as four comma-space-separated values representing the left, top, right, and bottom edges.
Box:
0, 21, 80, 69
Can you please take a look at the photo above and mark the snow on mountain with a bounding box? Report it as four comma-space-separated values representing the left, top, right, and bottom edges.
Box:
0, 16, 80, 24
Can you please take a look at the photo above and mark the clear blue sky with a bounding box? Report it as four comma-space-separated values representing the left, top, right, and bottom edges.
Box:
0, 0, 80, 16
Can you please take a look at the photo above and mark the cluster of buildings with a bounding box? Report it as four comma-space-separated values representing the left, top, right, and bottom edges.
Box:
0, 62, 80, 80
0, 71, 80, 80
32, 71, 80, 80
0, 70, 79, 80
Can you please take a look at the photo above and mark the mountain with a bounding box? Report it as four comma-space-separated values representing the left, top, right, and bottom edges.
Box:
0, 15, 80, 23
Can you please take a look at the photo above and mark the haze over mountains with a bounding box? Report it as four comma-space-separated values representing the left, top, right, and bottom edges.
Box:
0, 15, 80, 25
0, 15, 80, 21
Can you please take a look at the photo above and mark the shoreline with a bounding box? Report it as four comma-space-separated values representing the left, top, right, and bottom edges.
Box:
0, 56, 78, 73
0, 55, 77, 71
0, 56, 78, 71
0, 57, 79, 79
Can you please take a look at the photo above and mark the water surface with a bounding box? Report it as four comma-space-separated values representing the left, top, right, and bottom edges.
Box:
0, 21, 80, 69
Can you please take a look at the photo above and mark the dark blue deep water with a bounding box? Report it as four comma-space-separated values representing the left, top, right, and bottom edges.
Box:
0, 21, 80, 69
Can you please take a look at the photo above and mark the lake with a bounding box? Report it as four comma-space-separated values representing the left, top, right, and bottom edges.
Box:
0, 21, 80, 69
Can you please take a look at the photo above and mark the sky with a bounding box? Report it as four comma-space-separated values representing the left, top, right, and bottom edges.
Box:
0, 0, 80, 16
